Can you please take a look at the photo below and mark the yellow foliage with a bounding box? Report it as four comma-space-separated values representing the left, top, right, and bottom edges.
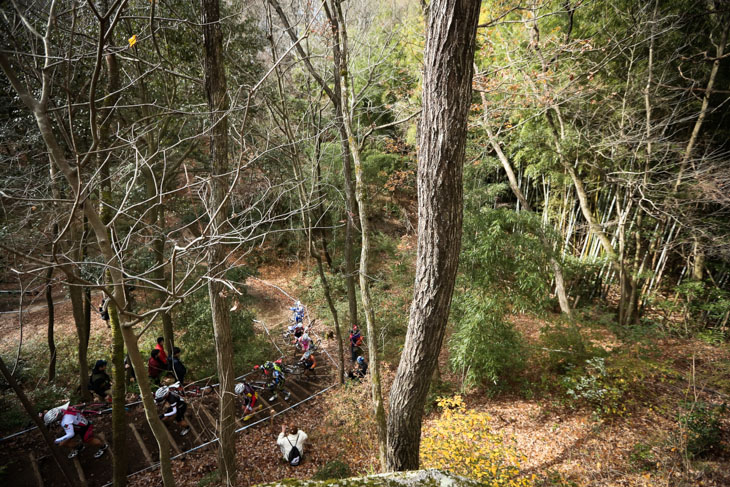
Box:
420, 396, 533, 487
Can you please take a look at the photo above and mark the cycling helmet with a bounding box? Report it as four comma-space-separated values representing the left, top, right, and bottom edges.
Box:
357, 356, 365, 365
154, 386, 170, 402
43, 405, 65, 426
234, 383, 246, 396
302, 351, 312, 359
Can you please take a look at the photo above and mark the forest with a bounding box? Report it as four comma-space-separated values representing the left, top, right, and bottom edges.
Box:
0, 0, 728, 486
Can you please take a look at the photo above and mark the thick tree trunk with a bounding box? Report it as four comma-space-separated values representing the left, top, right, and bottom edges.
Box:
386, 0, 481, 471
121, 326, 175, 486
97, 33, 127, 485
201, 0, 237, 483
0, 356, 80, 487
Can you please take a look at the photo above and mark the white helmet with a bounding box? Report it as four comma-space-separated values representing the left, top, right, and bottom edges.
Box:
302, 351, 312, 359
234, 383, 245, 396
43, 408, 63, 426
295, 301, 301, 307
155, 386, 170, 402
43, 401, 69, 426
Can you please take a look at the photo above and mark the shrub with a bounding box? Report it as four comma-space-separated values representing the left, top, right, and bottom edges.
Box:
629, 442, 657, 471
678, 401, 727, 458
420, 395, 534, 486
560, 357, 627, 418
540, 324, 596, 373
312, 459, 352, 480
449, 292, 527, 389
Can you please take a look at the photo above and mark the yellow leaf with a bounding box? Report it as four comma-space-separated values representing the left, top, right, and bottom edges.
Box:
128, 35, 137, 47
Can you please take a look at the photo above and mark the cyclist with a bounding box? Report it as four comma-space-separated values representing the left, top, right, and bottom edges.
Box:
299, 350, 317, 372
155, 386, 190, 436
235, 381, 259, 420
98, 297, 110, 324
44, 403, 108, 459
148, 349, 166, 385
348, 356, 368, 381
258, 360, 289, 402
88, 359, 112, 402
290, 301, 305, 324
296, 332, 312, 353
349, 325, 363, 362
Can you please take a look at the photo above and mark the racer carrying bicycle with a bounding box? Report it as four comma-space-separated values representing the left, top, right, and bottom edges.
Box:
235, 381, 259, 420
290, 301, 305, 323
44, 402, 108, 459
256, 360, 290, 402
299, 350, 317, 372
155, 386, 190, 436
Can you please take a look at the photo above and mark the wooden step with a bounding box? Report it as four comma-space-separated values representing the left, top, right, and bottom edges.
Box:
128, 423, 154, 466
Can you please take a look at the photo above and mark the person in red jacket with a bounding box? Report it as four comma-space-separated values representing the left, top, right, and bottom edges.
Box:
154, 337, 168, 368
148, 349, 166, 385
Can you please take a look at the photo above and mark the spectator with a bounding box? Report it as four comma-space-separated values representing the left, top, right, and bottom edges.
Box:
88, 360, 112, 402
155, 337, 168, 367
277, 423, 307, 466
349, 325, 363, 362
348, 356, 368, 381
171, 347, 187, 385
124, 354, 136, 387
98, 297, 110, 324
148, 349, 166, 385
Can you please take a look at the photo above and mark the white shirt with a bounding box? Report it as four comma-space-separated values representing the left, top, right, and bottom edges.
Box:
277, 430, 308, 461
55, 411, 88, 444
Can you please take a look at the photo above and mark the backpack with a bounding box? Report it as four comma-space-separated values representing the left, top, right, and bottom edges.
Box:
287, 434, 301, 466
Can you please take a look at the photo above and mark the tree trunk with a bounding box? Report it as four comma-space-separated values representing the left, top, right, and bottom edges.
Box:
69, 283, 91, 401
673, 20, 728, 191
0, 356, 80, 487
109, 304, 127, 487
386, 0, 481, 471
332, 0, 387, 469
46, 266, 56, 382
97, 29, 127, 484
121, 326, 175, 486
201, 0, 237, 483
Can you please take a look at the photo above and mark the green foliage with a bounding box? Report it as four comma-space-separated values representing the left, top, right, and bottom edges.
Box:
629, 442, 657, 471
560, 357, 628, 418
539, 324, 596, 373
174, 290, 270, 379
312, 459, 352, 481
450, 208, 562, 388
449, 292, 526, 389
459, 208, 554, 313
197, 469, 220, 487
678, 401, 727, 458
